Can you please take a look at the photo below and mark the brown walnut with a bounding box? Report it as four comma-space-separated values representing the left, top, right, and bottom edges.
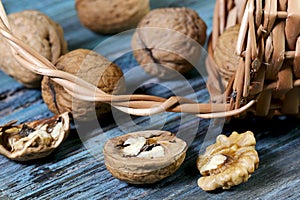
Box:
0, 10, 67, 88
197, 131, 259, 191
75, 0, 150, 34
132, 7, 207, 79
41, 49, 125, 121
213, 25, 240, 86
103, 130, 187, 184
0, 112, 70, 161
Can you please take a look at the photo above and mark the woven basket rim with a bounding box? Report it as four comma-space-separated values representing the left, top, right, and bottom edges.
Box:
209, 0, 300, 117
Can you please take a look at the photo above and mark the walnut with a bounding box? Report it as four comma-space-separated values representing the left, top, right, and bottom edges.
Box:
0, 10, 67, 88
75, 0, 150, 34
103, 130, 187, 184
131, 7, 207, 79
197, 131, 259, 191
213, 25, 240, 86
0, 112, 70, 161
41, 49, 125, 121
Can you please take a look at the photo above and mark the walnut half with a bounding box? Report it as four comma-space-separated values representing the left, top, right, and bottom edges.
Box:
197, 131, 259, 191
0, 112, 70, 161
103, 130, 187, 184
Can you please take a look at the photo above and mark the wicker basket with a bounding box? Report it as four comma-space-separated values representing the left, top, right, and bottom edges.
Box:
208, 0, 300, 117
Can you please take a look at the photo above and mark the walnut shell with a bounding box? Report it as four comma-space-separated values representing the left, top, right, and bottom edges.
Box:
103, 130, 187, 184
41, 49, 125, 121
0, 112, 70, 161
0, 10, 68, 88
75, 0, 150, 34
132, 7, 207, 79
213, 24, 240, 86
197, 131, 259, 191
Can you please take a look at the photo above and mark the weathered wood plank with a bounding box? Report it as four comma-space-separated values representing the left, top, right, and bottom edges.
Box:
0, 0, 299, 200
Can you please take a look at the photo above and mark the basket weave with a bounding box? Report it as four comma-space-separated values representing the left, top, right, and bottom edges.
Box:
208, 0, 300, 117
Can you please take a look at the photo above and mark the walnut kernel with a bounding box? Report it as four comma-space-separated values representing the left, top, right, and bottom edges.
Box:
199, 154, 227, 175
197, 131, 259, 191
123, 137, 147, 157
75, 0, 150, 34
0, 10, 67, 88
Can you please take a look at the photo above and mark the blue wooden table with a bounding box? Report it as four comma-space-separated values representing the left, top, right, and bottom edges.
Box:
0, 0, 299, 199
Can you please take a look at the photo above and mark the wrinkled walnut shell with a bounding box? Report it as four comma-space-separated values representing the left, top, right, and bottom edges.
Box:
213, 25, 240, 86
75, 0, 150, 34
0, 112, 70, 161
0, 10, 67, 88
197, 131, 259, 191
132, 7, 207, 79
103, 130, 187, 184
41, 49, 125, 121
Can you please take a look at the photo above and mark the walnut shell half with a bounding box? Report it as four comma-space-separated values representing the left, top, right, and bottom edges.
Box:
132, 7, 207, 79
197, 131, 259, 191
103, 130, 187, 184
0, 112, 70, 161
0, 10, 67, 88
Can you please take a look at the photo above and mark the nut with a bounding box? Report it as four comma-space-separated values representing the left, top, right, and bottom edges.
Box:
0, 10, 67, 88
0, 112, 70, 161
213, 25, 240, 86
103, 130, 187, 184
197, 131, 259, 191
199, 154, 227, 175
41, 49, 125, 121
75, 0, 150, 34
131, 7, 207, 79
122, 137, 147, 157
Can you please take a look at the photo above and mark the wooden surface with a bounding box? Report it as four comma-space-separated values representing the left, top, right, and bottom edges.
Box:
0, 0, 299, 199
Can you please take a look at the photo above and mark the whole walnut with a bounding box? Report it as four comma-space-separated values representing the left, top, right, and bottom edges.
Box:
0, 10, 67, 88
75, 0, 150, 34
213, 25, 240, 85
132, 7, 207, 79
41, 49, 125, 121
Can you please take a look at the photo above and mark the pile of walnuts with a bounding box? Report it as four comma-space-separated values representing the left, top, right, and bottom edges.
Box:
0, 3, 208, 121
0, 1, 260, 193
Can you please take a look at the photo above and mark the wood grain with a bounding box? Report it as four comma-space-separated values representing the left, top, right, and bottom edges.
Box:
0, 0, 299, 199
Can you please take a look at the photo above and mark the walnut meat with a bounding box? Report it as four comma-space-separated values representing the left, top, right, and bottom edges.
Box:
0, 112, 70, 161
213, 25, 240, 85
0, 10, 67, 88
197, 131, 259, 191
75, 0, 150, 34
41, 49, 125, 121
132, 7, 207, 79
103, 130, 187, 184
